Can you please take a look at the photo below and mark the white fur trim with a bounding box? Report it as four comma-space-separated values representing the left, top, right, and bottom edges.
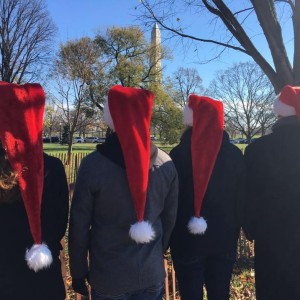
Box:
273, 96, 296, 117
25, 243, 53, 272
129, 220, 155, 243
183, 105, 193, 126
187, 216, 207, 235
103, 100, 115, 131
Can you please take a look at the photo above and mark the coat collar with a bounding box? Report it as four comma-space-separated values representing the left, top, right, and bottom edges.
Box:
97, 132, 158, 169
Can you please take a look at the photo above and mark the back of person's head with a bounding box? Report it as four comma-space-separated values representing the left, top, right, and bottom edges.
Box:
273, 85, 300, 119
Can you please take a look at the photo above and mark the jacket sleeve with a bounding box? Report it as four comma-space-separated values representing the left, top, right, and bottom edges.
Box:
69, 158, 93, 278
41, 156, 69, 256
243, 144, 264, 241
68, 157, 94, 279
234, 149, 247, 231
161, 160, 179, 252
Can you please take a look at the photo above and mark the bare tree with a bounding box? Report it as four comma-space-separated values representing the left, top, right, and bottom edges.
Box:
137, 0, 299, 93
51, 38, 102, 163
208, 62, 276, 142
0, 0, 56, 83
43, 95, 61, 140
166, 67, 204, 108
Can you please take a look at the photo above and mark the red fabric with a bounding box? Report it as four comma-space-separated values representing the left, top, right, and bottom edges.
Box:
108, 85, 154, 222
279, 85, 300, 119
189, 95, 224, 218
0, 82, 45, 244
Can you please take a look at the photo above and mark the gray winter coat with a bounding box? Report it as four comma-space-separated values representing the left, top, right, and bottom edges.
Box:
69, 142, 178, 296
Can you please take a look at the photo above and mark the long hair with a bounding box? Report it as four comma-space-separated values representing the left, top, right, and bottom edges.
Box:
0, 142, 20, 203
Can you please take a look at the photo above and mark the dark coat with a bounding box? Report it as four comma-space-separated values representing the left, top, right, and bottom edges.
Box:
0, 153, 69, 300
169, 129, 245, 260
244, 116, 300, 300
69, 134, 178, 296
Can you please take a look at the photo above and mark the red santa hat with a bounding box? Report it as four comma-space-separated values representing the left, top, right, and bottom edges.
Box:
273, 85, 300, 119
103, 85, 155, 243
183, 95, 224, 234
0, 82, 52, 272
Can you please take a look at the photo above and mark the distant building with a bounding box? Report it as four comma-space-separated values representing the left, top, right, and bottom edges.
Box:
150, 22, 162, 84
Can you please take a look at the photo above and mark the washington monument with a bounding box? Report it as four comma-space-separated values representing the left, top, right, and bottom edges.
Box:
150, 22, 162, 84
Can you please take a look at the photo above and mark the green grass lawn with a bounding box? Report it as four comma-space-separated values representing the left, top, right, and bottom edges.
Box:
43, 143, 98, 153
43, 142, 175, 154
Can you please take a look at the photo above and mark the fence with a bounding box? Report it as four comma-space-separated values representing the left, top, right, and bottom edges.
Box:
51, 152, 89, 185
51, 152, 254, 300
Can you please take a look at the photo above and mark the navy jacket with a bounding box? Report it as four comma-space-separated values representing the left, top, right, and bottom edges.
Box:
244, 116, 300, 300
0, 154, 69, 300
169, 129, 245, 260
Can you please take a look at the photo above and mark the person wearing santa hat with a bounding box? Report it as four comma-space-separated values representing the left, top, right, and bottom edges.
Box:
243, 85, 300, 300
0, 82, 69, 300
68, 85, 178, 299
169, 95, 245, 300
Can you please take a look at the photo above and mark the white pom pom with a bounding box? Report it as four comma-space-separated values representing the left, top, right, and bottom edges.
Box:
187, 216, 207, 235
129, 220, 155, 244
183, 105, 193, 126
25, 243, 53, 272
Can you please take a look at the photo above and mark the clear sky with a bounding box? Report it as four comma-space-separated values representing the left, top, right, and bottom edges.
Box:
45, 0, 293, 88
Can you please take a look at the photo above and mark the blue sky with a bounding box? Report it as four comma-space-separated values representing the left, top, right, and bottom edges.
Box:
45, 0, 293, 88
45, 0, 242, 87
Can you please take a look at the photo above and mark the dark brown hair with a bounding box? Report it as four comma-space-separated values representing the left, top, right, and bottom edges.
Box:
0, 142, 20, 203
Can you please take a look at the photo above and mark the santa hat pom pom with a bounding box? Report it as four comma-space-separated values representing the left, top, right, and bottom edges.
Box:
183, 105, 193, 126
188, 216, 207, 235
25, 243, 53, 272
129, 220, 155, 244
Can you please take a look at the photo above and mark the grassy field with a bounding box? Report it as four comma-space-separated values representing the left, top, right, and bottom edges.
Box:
43, 142, 178, 155
43, 142, 247, 154
43, 142, 98, 153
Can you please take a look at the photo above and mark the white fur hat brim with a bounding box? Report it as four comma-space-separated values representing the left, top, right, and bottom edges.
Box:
103, 99, 115, 131
183, 105, 193, 126
273, 96, 296, 117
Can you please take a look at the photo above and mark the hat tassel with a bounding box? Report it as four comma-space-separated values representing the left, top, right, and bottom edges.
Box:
188, 216, 207, 235
129, 220, 155, 244
25, 243, 53, 272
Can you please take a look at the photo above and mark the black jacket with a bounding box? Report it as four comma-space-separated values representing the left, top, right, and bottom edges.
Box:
244, 116, 300, 300
169, 129, 245, 260
0, 153, 69, 300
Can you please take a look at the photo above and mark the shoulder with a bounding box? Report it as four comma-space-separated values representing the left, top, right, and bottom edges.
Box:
43, 153, 64, 170
219, 133, 244, 162
244, 135, 272, 157
78, 151, 118, 177
226, 142, 243, 156
169, 144, 179, 158
79, 151, 105, 168
153, 148, 177, 176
